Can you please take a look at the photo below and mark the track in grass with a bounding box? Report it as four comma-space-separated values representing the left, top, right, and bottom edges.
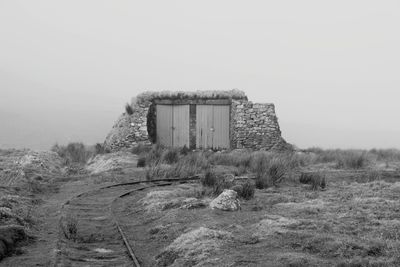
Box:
55, 177, 199, 267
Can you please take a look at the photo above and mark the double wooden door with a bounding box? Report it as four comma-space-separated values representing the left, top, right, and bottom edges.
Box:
156, 104, 229, 149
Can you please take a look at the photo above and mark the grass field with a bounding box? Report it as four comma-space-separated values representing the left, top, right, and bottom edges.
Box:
128, 146, 400, 266
1, 145, 400, 266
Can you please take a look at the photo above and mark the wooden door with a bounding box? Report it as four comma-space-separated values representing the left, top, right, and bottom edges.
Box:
196, 105, 230, 149
156, 105, 189, 147
172, 105, 189, 147
212, 105, 230, 149
196, 105, 213, 149
156, 105, 173, 146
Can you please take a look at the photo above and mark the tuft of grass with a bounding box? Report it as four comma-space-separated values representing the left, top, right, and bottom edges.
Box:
137, 156, 146, 167
303, 148, 371, 169
145, 163, 169, 181
200, 168, 235, 196
125, 103, 133, 115
162, 148, 180, 164
145, 145, 164, 165
212, 176, 234, 196
209, 151, 252, 169
299, 172, 326, 191
255, 157, 287, 189
63, 214, 78, 241
369, 148, 400, 161
26, 179, 45, 194
94, 143, 110, 155
230, 184, 243, 196
167, 152, 210, 178
51, 142, 93, 165
180, 145, 190, 155
336, 151, 369, 169
237, 180, 255, 200
365, 169, 382, 182
201, 169, 217, 187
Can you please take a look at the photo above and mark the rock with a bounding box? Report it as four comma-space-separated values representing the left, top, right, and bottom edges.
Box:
210, 189, 240, 211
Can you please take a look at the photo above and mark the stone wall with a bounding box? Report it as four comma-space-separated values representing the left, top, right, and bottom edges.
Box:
104, 102, 151, 151
104, 90, 290, 151
231, 100, 288, 150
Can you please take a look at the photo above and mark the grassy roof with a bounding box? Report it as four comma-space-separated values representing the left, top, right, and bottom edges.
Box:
134, 89, 247, 105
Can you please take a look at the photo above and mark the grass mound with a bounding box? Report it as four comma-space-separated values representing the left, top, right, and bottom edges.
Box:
135, 89, 247, 105
139, 185, 207, 212
253, 215, 300, 239
156, 227, 232, 266
86, 151, 136, 174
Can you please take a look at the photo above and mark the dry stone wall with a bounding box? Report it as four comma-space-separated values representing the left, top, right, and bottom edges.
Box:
104, 90, 290, 151
231, 100, 287, 150
104, 102, 151, 151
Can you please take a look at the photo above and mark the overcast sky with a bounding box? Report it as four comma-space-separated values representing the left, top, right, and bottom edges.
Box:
1, 1, 400, 150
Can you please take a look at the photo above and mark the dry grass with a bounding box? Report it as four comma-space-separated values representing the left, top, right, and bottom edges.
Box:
166, 152, 210, 178
121, 146, 400, 266
93, 147, 400, 266
135, 89, 247, 105
86, 151, 136, 174
255, 157, 288, 189
125, 103, 133, 115
156, 227, 232, 266
139, 184, 207, 212
62, 214, 78, 241
299, 172, 327, 190
51, 142, 93, 165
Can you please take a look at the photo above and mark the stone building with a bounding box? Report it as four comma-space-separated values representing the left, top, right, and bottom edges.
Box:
104, 90, 290, 151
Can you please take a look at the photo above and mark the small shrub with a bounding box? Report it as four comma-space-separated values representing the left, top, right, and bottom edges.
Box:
238, 181, 255, 200
268, 159, 286, 184
212, 176, 234, 195
180, 145, 190, 155
145, 163, 169, 181
201, 169, 217, 187
145, 145, 164, 165
230, 184, 243, 195
162, 148, 180, 164
63, 215, 78, 241
336, 151, 369, 169
255, 157, 287, 189
125, 103, 133, 115
255, 178, 265, 189
369, 148, 400, 161
299, 172, 326, 191
365, 170, 381, 182
137, 156, 146, 167
51, 142, 92, 165
26, 179, 44, 194
94, 143, 109, 155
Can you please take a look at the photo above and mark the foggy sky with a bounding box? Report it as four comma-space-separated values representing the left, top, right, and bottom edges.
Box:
1, 1, 400, 150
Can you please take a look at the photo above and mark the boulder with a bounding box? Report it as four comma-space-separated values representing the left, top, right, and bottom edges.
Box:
210, 189, 240, 211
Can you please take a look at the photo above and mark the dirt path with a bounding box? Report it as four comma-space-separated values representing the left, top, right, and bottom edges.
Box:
0, 177, 113, 267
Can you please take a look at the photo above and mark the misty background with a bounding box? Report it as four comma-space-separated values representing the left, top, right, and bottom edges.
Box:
1, 1, 400, 150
